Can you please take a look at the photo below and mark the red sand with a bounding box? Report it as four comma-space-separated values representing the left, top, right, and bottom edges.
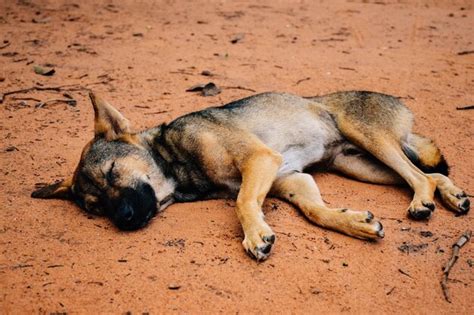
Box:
1, 0, 473, 313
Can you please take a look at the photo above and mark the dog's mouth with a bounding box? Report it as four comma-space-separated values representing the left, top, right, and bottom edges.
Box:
158, 194, 174, 212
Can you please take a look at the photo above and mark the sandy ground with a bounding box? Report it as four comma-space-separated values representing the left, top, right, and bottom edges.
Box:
1, 0, 473, 313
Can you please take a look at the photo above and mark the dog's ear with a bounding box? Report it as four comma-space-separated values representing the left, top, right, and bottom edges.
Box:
89, 91, 131, 141
31, 178, 73, 200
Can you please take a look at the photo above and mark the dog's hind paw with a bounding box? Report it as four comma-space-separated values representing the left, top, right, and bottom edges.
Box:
439, 189, 470, 216
407, 199, 435, 220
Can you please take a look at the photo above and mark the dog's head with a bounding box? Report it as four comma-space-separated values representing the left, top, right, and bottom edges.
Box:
31, 92, 175, 231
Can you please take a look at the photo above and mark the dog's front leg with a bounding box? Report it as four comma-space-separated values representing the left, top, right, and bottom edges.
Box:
235, 150, 282, 261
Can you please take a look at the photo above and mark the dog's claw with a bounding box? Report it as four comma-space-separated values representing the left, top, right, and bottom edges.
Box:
456, 192, 467, 199
376, 221, 384, 238
246, 248, 256, 260
365, 211, 374, 223
457, 198, 470, 216
422, 202, 435, 211
245, 243, 273, 261
262, 234, 276, 244
242, 223, 276, 261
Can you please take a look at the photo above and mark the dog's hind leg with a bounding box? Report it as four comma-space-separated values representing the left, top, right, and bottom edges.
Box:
401, 134, 470, 215
232, 144, 283, 261
357, 137, 438, 219
331, 148, 470, 215
331, 148, 404, 185
270, 172, 384, 239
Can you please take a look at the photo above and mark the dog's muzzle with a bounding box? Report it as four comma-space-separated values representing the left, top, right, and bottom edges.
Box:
109, 182, 158, 231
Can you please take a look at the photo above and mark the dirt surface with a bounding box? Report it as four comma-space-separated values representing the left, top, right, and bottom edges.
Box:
1, 0, 473, 313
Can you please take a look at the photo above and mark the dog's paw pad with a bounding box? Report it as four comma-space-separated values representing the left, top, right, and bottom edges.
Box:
408, 208, 432, 220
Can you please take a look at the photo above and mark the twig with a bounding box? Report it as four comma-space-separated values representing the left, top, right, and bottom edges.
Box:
221, 85, 256, 92
0, 41, 10, 49
11, 96, 42, 102
12, 264, 33, 269
1, 85, 74, 104
0, 79, 112, 104
398, 268, 413, 279
440, 230, 471, 303
35, 98, 77, 108
457, 50, 474, 56
296, 77, 311, 85
456, 105, 474, 111
169, 70, 194, 75
144, 110, 169, 115
339, 67, 356, 72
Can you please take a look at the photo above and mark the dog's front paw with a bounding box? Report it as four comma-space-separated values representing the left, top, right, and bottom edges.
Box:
242, 222, 276, 262
336, 209, 385, 240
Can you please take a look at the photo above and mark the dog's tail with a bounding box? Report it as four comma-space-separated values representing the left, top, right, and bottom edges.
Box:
402, 133, 449, 175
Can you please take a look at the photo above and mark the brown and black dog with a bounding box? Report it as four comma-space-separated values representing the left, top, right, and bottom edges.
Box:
32, 91, 470, 260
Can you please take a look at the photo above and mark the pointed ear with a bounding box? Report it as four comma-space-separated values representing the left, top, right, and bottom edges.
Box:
31, 178, 73, 200
89, 91, 131, 141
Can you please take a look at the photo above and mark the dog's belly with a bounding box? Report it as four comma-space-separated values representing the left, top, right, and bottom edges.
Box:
248, 111, 342, 176
278, 141, 327, 175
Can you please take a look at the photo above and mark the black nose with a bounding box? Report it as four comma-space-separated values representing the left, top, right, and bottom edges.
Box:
119, 203, 134, 221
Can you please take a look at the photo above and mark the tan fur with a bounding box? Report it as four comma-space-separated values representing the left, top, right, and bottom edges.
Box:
32, 91, 470, 261
271, 173, 383, 239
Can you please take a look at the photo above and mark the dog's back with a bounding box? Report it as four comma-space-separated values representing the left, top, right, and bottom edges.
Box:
167, 93, 343, 175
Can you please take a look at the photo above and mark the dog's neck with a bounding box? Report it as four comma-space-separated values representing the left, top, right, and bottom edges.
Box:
136, 125, 177, 205
139, 124, 214, 202
139, 124, 174, 175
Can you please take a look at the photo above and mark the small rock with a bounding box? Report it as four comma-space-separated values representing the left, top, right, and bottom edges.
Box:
398, 242, 428, 254
168, 283, 181, 290
33, 65, 55, 76
5, 146, 19, 152
230, 33, 245, 44
1, 52, 18, 57
186, 82, 221, 97
5, 145, 20, 152
420, 231, 433, 237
